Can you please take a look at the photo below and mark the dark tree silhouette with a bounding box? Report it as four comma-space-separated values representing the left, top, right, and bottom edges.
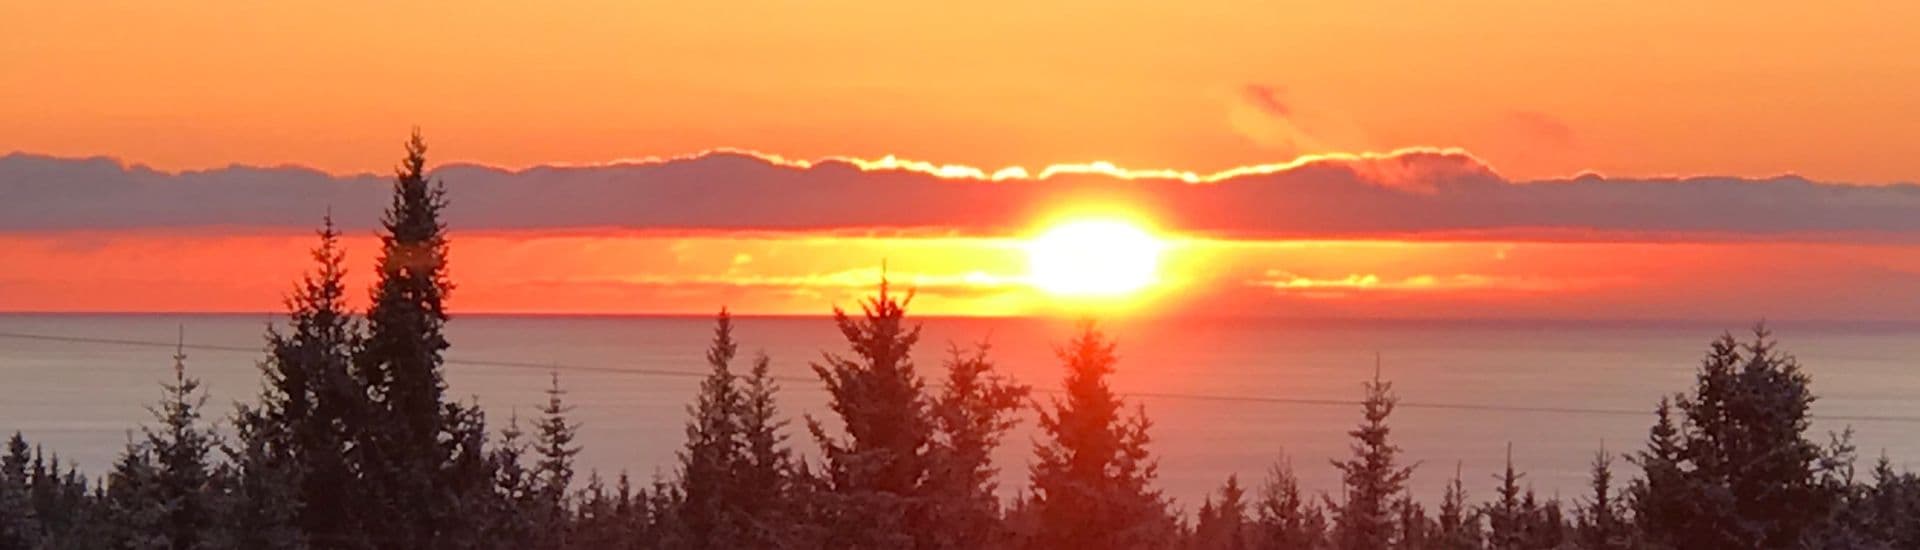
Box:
349, 130, 496, 549
1026, 321, 1173, 549
533, 371, 581, 549
1251, 454, 1326, 550
805, 281, 936, 549
923, 342, 1029, 549
678, 310, 751, 547
0, 433, 38, 549
1326, 364, 1413, 550
1192, 475, 1251, 549
1633, 326, 1842, 548
1575, 444, 1629, 550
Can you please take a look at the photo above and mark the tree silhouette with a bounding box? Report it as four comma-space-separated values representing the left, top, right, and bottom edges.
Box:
805, 280, 935, 548
1326, 363, 1413, 550
1027, 321, 1172, 549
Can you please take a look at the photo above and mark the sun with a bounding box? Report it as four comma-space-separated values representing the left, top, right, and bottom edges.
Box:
1025, 218, 1166, 298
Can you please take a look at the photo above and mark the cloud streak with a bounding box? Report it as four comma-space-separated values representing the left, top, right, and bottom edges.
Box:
4, 149, 1920, 241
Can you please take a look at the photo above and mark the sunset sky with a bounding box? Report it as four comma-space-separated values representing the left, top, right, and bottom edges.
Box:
5, 1, 1920, 319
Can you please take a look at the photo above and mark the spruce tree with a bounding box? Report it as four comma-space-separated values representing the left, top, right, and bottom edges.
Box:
256, 214, 363, 546
486, 414, 538, 549
30, 451, 103, 550
1393, 488, 1429, 550
531, 372, 580, 549
924, 342, 1029, 549
679, 310, 749, 547
1326, 364, 1413, 550
1433, 463, 1481, 550
155, 344, 221, 550
0, 433, 39, 549
1575, 445, 1627, 550
1485, 445, 1526, 550
1193, 475, 1250, 550
805, 281, 935, 548
737, 351, 798, 545
224, 411, 304, 550
1633, 326, 1839, 548
103, 435, 166, 550
1251, 454, 1326, 550
1625, 397, 1686, 548
351, 130, 484, 548
1027, 321, 1173, 549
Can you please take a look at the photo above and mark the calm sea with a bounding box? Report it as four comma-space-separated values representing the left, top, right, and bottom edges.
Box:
3, 314, 1917, 508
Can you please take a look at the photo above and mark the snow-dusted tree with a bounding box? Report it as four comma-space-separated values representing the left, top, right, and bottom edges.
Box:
1027, 322, 1173, 549
1326, 365, 1413, 550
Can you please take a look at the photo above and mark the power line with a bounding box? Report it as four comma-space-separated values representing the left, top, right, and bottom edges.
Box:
4, 329, 1919, 424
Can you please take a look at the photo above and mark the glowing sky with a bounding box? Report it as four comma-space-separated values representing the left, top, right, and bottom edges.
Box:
5, 1, 1920, 318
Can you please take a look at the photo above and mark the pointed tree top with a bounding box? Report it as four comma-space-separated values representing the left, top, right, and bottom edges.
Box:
172, 325, 186, 383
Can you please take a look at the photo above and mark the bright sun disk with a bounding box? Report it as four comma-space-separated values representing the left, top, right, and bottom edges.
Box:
1025, 218, 1165, 298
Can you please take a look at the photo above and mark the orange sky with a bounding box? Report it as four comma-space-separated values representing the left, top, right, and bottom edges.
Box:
6, 2, 1920, 319
5, 1, 1920, 182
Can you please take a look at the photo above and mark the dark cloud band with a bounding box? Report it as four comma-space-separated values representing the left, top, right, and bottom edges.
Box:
4, 149, 1918, 241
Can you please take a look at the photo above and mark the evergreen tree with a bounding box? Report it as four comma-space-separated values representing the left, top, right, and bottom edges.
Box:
91, 343, 226, 550
679, 310, 750, 548
257, 214, 363, 547
1625, 397, 1686, 549
103, 435, 167, 550
223, 411, 305, 550
1484, 445, 1525, 550
30, 451, 103, 550
533, 372, 581, 549
1432, 463, 1481, 550
737, 351, 799, 545
1326, 365, 1413, 550
805, 281, 935, 548
0, 433, 39, 550
1856, 455, 1920, 547
1574, 445, 1627, 550
924, 342, 1029, 549
1392, 488, 1429, 550
1520, 490, 1567, 549
350, 130, 487, 549
146, 342, 222, 550
1027, 321, 1173, 549
486, 414, 539, 550
1251, 455, 1326, 550
1633, 327, 1839, 548
1193, 475, 1251, 550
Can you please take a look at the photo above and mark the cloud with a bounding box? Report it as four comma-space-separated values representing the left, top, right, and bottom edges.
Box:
5, 149, 1920, 241
1503, 111, 1576, 148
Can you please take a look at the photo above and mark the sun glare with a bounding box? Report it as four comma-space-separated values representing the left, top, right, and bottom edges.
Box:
1025, 218, 1166, 298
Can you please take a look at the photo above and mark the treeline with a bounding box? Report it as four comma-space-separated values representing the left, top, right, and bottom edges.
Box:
4, 134, 1920, 549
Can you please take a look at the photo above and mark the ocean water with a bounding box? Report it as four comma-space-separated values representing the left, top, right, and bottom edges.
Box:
3, 313, 1917, 509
